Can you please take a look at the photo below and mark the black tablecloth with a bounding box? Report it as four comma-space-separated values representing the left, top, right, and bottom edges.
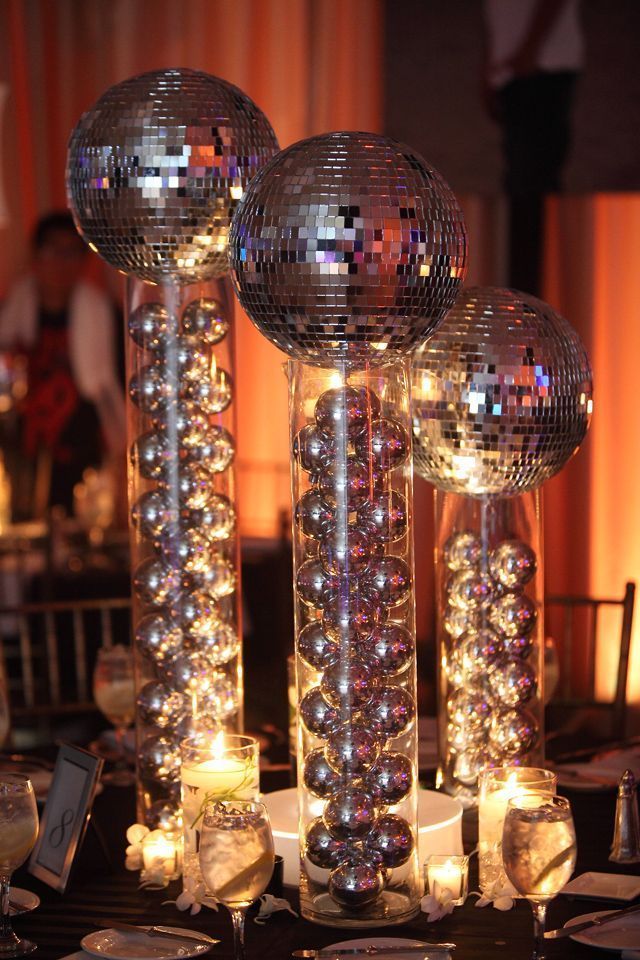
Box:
11, 777, 640, 960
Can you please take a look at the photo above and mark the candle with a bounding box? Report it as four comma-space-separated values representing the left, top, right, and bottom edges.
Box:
478, 766, 557, 893
180, 732, 259, 887
141, 830, 182, 885
425, 855, 469, 905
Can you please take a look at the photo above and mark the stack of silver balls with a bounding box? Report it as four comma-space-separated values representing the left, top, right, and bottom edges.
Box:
129, 295, 240, 824
294, 381, 416, 910
442, 531, 539, 795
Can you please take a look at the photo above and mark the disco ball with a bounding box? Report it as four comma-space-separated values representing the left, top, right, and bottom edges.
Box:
229, 131, 467, 365
412, 287, 593, 496
67, 68, 279, 283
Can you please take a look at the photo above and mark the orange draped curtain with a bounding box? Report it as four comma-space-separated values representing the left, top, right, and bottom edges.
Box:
0, 0, 383, 538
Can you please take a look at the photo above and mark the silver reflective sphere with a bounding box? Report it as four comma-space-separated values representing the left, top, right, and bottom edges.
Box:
367, 813, 413, 868
229, 131, 467, 365
305, 817, 347, 869
67, 68, 278, 283
296, 558, 334, 608
297, 621, 338, 670
365, 556, 412, 607
133, 557, 181, 607
295, 490, 335, 540
318, 457, 381, 509
293, 424, 336, 474
458, 628, 503, 677
131, 489, 175, 541
315, 386, 377, 438
139, 734, 181, 782
183, 493, 236, 542
357, 491, 408, 544
503, 632, 535, 660
321, 592, 378, 643
136, 611, 182, 664
173, 593, 219, 641
162, 651, 212, 693
447, 688, 491, 733
128, 364, 175, 417
364, 685, 416, 740
321, 657, 376, 710
192, 552, 236, 599
199, 671, 240, 720
175, 463, 211, 510
489, 540, 537, 590
199, 425, 235, 473
412, 287, 592, 496
489, 707, 538, 755
303, 749, 341, 799
444, 531, 482, 571
328, 857, 385, 909
489, 592, 538, 638
181, 298, 229, 345
299, 687, 340, 738
128, 303, 177, 352
319, 524, 373, 576
360, 622, 414, 676
159, 526, 211, 575
447, 569, 493, 610
324, 721, 380, 776
369, 751, 413, 804
443, 604, 480, 640
131, 430, 175, 481
137, 681, 187, 729
323, 787, 378, 841
355, 418, 409, 471
184, 367, 233, 415
146, 799, 182, 832
188, 621, 239, 667
489, 656, 537, 706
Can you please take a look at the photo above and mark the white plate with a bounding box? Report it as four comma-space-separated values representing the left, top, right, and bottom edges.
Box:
327, 939, 447, 959
81, 927, 216, 960
566, 910, 640, 951
10, 887, 39, 916
562, 872, 640, 902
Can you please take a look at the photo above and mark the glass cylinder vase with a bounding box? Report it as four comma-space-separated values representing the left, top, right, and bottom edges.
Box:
435, 490, 545, 808
126, 276, 242, 828
290, 359, 421, 928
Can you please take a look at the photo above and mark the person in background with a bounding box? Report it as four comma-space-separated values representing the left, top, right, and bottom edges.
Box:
483, 0, 583, 295
0, 212, 125, 517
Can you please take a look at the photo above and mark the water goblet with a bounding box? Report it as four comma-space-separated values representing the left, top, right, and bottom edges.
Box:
92, 645, 136, 786
199, 800, 274, 960
502, 793, 577, 959
0, 776, 38, 956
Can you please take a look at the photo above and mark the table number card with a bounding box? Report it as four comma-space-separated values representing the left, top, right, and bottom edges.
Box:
28, 743, 103, 892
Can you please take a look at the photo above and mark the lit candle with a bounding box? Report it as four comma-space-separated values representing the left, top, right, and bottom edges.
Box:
141, 830, 181, 883
478, 767, 557, 893
425, 855, 469, 905
180, 732, 260, 887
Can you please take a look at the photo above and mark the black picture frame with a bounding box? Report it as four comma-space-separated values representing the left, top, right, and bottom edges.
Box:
28, 743, 103, 893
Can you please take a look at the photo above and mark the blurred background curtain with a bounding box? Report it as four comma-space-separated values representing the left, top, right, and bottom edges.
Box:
0, 0, 383, 540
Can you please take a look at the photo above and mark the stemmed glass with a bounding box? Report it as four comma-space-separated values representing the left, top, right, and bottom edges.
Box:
502, 793, 577, 960
0, 776, 39, 956
92, 645, 136, 786
199, 800, 274, 960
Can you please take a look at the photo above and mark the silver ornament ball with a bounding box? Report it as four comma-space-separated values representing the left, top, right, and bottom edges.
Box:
323, 787, 378, 841
181, 298, 229, 345
305, 817, 347, 869
328, 857, 385, 909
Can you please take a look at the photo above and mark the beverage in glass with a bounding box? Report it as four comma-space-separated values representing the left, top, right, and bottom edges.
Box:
92, 645, 135, 785
0, 776, 38, 956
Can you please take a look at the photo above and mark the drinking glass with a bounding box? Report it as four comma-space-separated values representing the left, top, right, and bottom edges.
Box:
0, 776, 38, 956
502, 794, 577, 959
92, 645, 135, 786
199, 801, 274, 960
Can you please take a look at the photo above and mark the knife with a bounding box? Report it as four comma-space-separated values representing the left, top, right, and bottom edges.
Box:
544, 902, 640, 939
292, 945, 456, 957
95, 921, 217, 946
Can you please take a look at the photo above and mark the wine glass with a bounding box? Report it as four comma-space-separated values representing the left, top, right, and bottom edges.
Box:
502, 793, 577, 959
199, 800, 274, 960
0, 775, 38, 956
92, 645, 135, 786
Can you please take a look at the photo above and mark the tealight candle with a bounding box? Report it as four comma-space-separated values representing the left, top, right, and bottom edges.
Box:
478, 766, 557, 893
181, 732, 259, 887
425, 855, 469, 905
141, 830, 182, 885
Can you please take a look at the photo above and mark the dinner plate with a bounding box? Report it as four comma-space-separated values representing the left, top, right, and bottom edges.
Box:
566, 910, 640, 951
562, 872, 640, 902
326, 938, 450, 959
10, 887, 40, 916
81, 927, 216, 960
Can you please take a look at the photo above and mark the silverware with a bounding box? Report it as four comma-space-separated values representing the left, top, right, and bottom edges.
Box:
95, 921, 217, 946
292, 945, 455, 957
544, 902, 640, 939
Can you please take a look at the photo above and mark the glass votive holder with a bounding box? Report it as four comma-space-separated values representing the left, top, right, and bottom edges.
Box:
424, 855, 469, 906
181, 731, 260, 887
478, 766, 557, 893
141, 829, 183, 886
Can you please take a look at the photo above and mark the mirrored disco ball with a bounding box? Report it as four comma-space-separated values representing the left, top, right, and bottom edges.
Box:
412, 287, 593, 496
67, 68, 279, 283
229, 131, 467, 365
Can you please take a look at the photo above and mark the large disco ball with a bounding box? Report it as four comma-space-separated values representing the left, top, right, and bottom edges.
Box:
412, 287, 593, 496
67, 68, 279, 284
228, 131, 467, 365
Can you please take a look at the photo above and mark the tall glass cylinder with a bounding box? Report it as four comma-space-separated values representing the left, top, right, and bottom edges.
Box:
126, 276, 242, 828
290, 359, 421, 928
435, 490, 545, 808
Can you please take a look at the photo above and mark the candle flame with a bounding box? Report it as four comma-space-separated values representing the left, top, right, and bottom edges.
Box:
211, 730, 226, 760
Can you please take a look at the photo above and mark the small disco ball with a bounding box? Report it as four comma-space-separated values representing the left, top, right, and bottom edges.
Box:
67, 68, 279, 283
412, 287, 593, 496
229, 131, 467, 366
